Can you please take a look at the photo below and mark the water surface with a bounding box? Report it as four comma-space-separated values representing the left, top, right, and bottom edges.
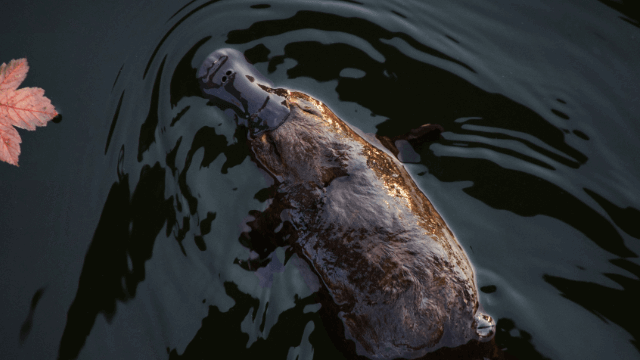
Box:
1, 0, 639, 359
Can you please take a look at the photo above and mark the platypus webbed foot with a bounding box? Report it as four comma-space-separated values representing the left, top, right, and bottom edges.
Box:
474, 311, 496, 339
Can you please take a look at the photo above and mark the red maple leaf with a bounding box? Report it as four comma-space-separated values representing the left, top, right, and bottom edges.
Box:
0, 58, 58, 166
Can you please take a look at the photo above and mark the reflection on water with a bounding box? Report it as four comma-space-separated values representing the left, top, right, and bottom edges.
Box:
49, 0, 640, 359
167, 282, 343, 360
544, 258, 640, 353
59, 153, 176, 360
19, 287, 46, 345
599, 0, 640, 27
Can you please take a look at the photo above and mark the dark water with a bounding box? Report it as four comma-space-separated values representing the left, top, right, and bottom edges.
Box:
1, 0, 639, 359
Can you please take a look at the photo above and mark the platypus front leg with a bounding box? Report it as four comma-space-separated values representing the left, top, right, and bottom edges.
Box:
375, 124, 444, 163
234, 188, 298, 273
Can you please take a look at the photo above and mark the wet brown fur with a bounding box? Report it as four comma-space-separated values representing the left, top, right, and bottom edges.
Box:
248, 91, 493, 359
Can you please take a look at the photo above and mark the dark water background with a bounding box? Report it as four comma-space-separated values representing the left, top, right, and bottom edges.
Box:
1, 0, 639, 359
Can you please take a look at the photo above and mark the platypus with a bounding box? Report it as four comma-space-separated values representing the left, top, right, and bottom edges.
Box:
198, 48, 496, 360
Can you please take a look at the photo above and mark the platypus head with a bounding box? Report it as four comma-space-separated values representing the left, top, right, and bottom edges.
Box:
198, 48, 290, 136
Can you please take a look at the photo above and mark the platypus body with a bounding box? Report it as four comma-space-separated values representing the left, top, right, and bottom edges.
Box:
198, 48, 496, 360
